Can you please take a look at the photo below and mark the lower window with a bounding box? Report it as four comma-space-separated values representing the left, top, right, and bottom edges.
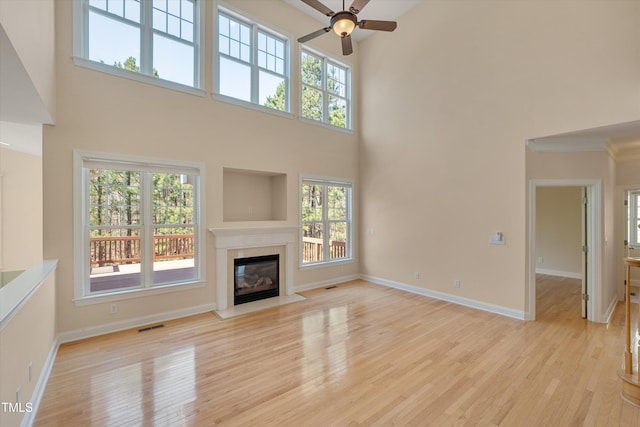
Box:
75, 152, 203, 299
301, 177, 353, 265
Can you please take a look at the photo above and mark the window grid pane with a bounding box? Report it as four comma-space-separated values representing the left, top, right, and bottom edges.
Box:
152, 0, 195, 42
89, 169, 141, 226
257, 32, 284, 76
301, 50, 350, 129
301, 86, 323, 121
219, 14, 251, 63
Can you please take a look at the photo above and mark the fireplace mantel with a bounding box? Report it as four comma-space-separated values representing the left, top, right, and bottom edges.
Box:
209, 226, 299, 311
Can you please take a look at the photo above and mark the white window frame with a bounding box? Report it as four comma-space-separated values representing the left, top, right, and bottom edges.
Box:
73, 151, 206, 306
300, 48, 352, 130
630, 190, 640, 248
214, 5, 291, 115
300, 175, 354, 268
72, 0, 205, 95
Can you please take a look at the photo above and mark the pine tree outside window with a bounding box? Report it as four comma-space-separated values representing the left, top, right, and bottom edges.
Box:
300, 49, 351, 129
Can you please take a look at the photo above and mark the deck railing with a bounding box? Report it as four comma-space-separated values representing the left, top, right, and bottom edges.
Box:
91, 235, 343, 266
90, 234, 195, 266
302, 237, 346, 262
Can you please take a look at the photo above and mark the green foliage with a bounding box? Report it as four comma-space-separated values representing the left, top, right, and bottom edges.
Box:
113, 56, 160, 78
89, 169, 194, 238
264, 82, 286, 111
263, 53, 347, 126
301, 184, 348, 242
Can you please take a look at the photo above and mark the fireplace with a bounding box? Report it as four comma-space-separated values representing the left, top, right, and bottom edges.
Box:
209, 226, 299, 312
234, 254, 279, 305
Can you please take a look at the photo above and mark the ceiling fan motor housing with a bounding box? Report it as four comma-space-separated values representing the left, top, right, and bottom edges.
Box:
331, 11, 357, 36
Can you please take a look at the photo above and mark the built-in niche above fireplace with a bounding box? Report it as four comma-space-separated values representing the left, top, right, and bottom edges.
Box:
223, 168, 287, 222
234, 254, 279, 305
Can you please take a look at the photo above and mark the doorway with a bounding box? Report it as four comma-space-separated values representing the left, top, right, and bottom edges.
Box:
528, 180, 602, 322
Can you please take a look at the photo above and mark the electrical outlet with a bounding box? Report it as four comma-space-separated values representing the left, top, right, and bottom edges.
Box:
16, 387, 21, 404
537, 256, 544, 264
110, 304, 118, 314
29, 361, 32, 382
415, 272, 420, 279
454, 279, 460, 288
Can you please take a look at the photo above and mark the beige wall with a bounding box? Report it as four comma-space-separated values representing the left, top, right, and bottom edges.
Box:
44, 0, 360, 335
535, 187, 582, 277
617, 161, 640, 185
359, 0, 640, 313
0, 0, 56, 123
0, 148, 42, 271
0, 271, 56, 427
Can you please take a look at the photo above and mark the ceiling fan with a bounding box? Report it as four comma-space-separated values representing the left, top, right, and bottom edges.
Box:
297, 0, 397, 56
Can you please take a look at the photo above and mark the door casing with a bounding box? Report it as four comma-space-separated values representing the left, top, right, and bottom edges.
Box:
528, 179, 602, 322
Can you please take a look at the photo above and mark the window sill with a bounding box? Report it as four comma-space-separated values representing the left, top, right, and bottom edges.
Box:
298, 116, 355, 135
72, 57, 207, 97
212, 93, 295, 120
299, 258, 354, 271
73, 280, 206, 307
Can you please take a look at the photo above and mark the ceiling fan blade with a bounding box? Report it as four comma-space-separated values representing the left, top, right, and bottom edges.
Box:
341, 35, 353, 56
298, 27, 331, 43
349, 0, 370, 14
358, 20, 398, 32
300, 0, 334, 17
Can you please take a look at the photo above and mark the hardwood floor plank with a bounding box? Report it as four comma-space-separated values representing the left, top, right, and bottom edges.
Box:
34, 278, 640, 426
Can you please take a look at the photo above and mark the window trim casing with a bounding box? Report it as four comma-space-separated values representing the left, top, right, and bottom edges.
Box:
214, 3, 292, 115
299, 174, 354, 269
630, 190, 640, 248
72, 0, 206, 95
299, 47, 352, 131
73, 150, 206, 306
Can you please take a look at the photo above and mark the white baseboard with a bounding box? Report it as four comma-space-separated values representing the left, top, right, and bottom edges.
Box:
58, 303, 217, 344
535, 268, 582, 279
360, 275, 526, 320
294, 274, 360, 293
21, 337, 59, 427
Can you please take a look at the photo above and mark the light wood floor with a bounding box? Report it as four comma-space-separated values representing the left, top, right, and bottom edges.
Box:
35, 278, 640, 426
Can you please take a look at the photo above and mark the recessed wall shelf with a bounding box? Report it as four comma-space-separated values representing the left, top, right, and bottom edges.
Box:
223, 168, 287, 222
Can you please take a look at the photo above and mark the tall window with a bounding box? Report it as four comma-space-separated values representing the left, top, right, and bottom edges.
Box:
630, 190, 640, 248
301, 177, 352, 265
217, 9, 289, 112
300, 50, 350, 129
74, 152, 203, 300
78, 0, 199, 87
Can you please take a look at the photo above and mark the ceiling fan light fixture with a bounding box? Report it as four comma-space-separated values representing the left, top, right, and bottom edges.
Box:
331, 12, 356, 37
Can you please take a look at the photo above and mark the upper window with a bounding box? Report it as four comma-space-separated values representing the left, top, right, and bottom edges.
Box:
74, 152, 204, 302
217, 9, 289, 112
300, 49, 351, 129
78, 0, 199, 87
301, 177, 353, 266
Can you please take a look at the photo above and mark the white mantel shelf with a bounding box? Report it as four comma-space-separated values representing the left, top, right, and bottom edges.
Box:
209, 225, 300, 248
208, 225, 300, 311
